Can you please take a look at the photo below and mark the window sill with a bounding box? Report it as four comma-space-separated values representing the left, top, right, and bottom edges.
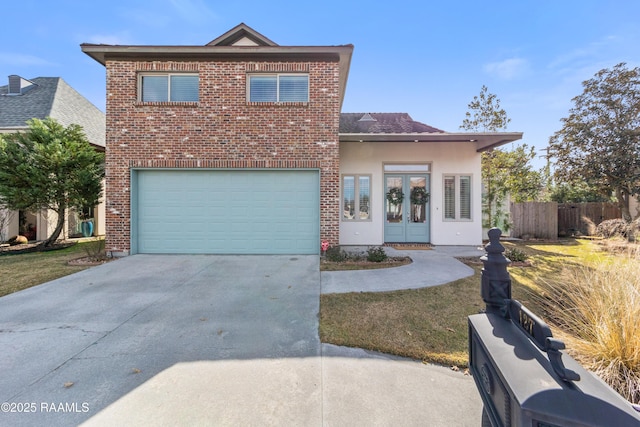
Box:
247, 101, 309, 107
135, 101, 200, 107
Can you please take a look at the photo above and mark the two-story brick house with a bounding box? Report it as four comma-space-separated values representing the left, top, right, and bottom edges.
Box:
82, 23, 522, 256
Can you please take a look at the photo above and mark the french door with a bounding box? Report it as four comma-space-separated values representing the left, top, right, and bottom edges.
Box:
384, 174, 430, 243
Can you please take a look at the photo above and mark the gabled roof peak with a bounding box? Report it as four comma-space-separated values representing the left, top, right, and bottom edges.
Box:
358, 113, 377, 122
206, 23, 278, 47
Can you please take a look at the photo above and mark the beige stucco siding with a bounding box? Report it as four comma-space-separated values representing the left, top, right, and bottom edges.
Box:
339, 140, 483, 246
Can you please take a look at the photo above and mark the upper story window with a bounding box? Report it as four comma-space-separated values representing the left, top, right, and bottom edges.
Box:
140, 73, 199, 102
248, 74, 309, 102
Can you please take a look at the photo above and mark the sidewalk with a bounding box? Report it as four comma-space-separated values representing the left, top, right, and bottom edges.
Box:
321, 245, 486, 294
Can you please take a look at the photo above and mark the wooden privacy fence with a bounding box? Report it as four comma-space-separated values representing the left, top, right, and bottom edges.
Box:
510, 202, 622, 239
557, 202, 621, 236
510, 202, 558, 240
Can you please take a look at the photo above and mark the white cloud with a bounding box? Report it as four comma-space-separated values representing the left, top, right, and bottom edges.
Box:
483, 58, 530, 80
0, 52, 55, 67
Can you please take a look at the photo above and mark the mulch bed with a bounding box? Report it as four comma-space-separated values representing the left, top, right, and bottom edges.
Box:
0, 241, 76, 255
385, 243, 433, 250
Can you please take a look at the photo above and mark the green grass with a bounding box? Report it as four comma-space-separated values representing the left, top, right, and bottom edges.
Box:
0, 243, 96, 297
319, 238, 631, 369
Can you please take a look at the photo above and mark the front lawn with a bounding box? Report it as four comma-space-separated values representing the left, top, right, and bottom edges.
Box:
0, 242, 101, 297
319, 238, 625, 367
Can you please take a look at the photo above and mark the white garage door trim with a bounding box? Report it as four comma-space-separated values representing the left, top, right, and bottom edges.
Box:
131, 169, 320, 255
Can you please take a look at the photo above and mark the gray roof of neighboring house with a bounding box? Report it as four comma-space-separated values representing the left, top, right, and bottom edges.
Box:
339, 113, 444, 134
0, 76, 105, 147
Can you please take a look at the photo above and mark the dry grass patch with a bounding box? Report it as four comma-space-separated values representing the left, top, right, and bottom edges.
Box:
533, 255, 640, 404
0, 242, 101, 297
320, 266, 485, 367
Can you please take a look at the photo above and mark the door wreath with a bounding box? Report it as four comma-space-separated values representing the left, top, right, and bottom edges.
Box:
410, 187, 429, 205
410, 187, 429, 222
386, 187, 404, 219
386, 187, 404, 205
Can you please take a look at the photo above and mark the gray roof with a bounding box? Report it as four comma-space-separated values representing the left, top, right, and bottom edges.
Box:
0, 77, 105, 147
339, 113, 444, 134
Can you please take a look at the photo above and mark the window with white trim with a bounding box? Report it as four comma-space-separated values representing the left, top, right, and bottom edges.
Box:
139, 73, 199, 102
342, 175, 371, 221
248, 74, 309, 102
444, 175, 472, 220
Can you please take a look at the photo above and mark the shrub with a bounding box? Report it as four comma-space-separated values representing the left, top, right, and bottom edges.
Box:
325, 245, 348, 262
82, 238, 105, 260
596, 218, 630, 238
536, 257, 640, 404
505, 247, 528, 263
366, 246, 388, 263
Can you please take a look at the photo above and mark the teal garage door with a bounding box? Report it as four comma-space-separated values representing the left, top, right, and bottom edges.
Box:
134, 170, 320, 254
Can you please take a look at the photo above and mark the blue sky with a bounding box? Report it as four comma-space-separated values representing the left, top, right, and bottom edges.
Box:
2, 0, 639, 169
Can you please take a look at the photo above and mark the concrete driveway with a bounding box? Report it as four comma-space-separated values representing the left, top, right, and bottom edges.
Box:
0, 254, 481, 426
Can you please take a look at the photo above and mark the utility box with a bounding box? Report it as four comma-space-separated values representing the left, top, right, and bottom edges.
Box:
469, 228, 640, 427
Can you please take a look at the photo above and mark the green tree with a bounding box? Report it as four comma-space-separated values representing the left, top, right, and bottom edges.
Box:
461, 86, 542, 229
549, 63, 640, 221
0, 118, 104, 247
548, 180, 613, 203
461, 85, 511, 132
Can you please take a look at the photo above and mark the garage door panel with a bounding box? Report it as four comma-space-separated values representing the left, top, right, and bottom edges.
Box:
136, 170, 319, 254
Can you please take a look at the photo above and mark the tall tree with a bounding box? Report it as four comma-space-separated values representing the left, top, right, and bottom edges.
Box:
549, 63, 640, 221
461, 85, 511, 132
461, 86, 541, 229
0, 118, 104, 247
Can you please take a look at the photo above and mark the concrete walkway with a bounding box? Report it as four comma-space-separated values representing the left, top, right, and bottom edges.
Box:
0, 248, 485, 426
321, 245, 486, 293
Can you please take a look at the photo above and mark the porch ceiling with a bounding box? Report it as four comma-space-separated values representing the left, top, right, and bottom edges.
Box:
338, 132, 524, 152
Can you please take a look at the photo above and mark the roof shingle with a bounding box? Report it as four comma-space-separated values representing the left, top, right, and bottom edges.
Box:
0, 77, 105, 147
339, 113, 444, 134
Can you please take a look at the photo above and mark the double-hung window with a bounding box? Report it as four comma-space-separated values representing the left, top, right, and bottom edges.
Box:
140, 73, 199, 102
444, 175, 472, 220
248, 74, 309, 102
342, 175, 371, 221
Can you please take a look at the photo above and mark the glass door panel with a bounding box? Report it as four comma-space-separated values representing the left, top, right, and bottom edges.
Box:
384, 174, 430, 243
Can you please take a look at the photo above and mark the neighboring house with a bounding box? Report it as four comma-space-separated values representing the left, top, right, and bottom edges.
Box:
0, 75, 106, 242
81, 23, 522, 256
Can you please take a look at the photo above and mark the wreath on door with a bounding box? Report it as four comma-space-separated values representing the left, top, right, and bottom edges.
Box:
410, 187, 430, 205
386, 187, 404, 205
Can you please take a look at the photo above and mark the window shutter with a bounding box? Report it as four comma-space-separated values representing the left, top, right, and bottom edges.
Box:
170, 75, 199, 101
279, 75, 308, 102
250, 75, 277, 102
444, 176, 455, 219
460, 176, 471, 219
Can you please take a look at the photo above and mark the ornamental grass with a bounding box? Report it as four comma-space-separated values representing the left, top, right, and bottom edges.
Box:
535, 250, 640, 404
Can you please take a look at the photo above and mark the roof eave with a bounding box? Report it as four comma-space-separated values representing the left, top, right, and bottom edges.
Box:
339, 132, 523, 151
80, 44, 354, 110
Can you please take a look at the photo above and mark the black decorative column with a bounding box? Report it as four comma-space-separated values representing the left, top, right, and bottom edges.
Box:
480, 228, 511, 316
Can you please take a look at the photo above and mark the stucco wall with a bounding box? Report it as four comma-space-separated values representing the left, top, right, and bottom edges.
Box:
339, 140, 483, 246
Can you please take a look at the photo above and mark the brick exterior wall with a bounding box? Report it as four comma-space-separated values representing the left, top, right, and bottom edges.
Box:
104, 59, 341, 255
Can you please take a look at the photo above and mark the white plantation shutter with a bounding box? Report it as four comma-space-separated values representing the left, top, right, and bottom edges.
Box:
460, 176, 471, 219
444, 176, 455, 219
